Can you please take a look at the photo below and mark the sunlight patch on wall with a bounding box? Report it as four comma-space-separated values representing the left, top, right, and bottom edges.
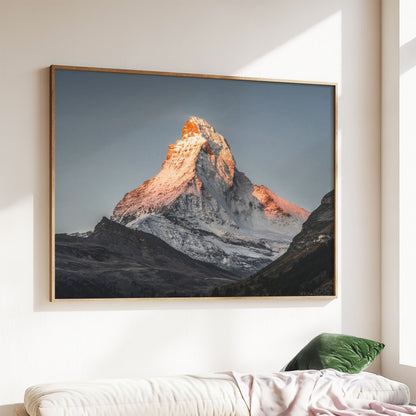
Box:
232, 12, 341, 85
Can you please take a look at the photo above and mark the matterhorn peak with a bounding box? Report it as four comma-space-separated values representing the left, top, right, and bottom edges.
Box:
181, 117, 205, 139
188, 117, 234, 158
182, 117, 218, 138
162, 117, 235, 187
112, 117, 236, 222
111, 117, 310, 275
164, 117, 217, 166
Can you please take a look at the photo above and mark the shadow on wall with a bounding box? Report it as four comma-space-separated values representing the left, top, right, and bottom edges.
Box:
400, 37, 416, 74
31, 0, 342, 313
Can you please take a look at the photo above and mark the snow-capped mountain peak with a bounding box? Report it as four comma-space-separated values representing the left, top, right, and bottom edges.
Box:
111, 117, 310, 275
112, 117, 236, 222
167, 116, 236, 186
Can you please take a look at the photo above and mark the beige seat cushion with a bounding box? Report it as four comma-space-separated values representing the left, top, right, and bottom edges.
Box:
24, 374, 249, 416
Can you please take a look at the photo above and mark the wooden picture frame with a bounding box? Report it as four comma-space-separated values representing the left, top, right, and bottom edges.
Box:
50, 65, 337, 301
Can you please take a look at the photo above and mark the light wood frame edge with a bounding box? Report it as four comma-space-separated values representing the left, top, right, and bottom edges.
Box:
333, 83, 338, 300
49, 65, 338, 302
50, 66, 56, 302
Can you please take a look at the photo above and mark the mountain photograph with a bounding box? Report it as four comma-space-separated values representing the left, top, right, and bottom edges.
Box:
52, 68, 335, 299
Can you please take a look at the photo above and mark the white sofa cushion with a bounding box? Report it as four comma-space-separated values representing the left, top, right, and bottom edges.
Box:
24, 374, 250, 416
336, 370, 410, 404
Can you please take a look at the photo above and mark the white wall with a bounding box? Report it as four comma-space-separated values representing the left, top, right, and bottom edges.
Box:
398, 0, 416, 369
381, 0, 416, 401
0, 1, 381, 414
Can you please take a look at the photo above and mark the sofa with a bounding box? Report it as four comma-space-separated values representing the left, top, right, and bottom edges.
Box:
14, 369, 412, 416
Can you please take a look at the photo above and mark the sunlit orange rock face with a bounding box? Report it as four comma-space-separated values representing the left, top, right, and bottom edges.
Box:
252, 185, 310, 221
179, 116, 236, 187
112, 116, 237, 221
253, 185, 286, 218
182, 118, 201, 138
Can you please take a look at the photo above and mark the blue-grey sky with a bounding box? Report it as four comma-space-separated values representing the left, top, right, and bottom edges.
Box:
54, 69, 334, 233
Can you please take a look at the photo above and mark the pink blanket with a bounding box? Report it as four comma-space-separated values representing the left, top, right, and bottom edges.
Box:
228, 369, 416, 416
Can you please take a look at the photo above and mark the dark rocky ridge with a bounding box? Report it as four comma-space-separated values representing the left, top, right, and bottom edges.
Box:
55, 217, 239, 299
215, 190, 335, 297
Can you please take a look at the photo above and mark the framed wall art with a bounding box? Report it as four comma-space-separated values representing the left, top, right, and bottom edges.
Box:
50, 65, 337, 301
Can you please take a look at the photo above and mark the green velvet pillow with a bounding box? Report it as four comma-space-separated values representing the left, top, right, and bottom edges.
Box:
285, 333, 385, 373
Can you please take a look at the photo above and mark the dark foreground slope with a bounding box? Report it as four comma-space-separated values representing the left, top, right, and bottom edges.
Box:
55, 217, 239, 299
215, 190, 335, 297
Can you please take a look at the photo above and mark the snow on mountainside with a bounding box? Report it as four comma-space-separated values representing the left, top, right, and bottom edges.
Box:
112, 117, 310, 276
